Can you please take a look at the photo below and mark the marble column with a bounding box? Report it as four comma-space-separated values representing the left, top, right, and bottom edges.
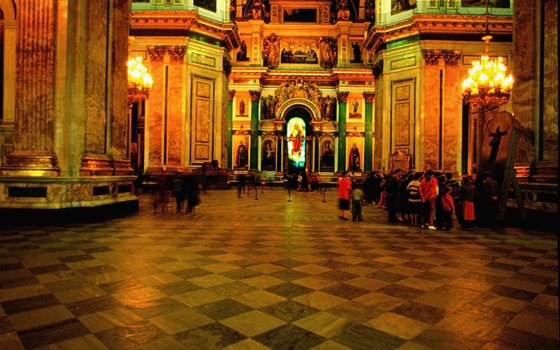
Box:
4, 0, 58, 176
363, 92, 375, 172
249, 90, 260, 170
227, 90, 235, 169
442, 50, 462, 173
337, 91, 349, 171
422, 49, 442, 170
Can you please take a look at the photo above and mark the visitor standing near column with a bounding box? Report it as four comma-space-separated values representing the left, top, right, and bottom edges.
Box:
460, 176, 476, 229
440, 186, 455, 231
406, 172, 422, 227
444, 172, 462, 226
419, 170, 438, 230
480, 171, 499, 227
338, 171, 352, 220
351, 183, 364, 222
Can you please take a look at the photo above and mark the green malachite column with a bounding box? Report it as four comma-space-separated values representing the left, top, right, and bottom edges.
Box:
363, 92, 375, 172
337, 92, 349, 172
249, 91, 261, 170
227, 91, 235, 169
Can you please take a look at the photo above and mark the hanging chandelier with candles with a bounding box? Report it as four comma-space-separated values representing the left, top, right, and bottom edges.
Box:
127, 56, 153, 102
461, 2, 513, 108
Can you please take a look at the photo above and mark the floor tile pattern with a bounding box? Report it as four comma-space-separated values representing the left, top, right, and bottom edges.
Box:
0, 188, 558, 349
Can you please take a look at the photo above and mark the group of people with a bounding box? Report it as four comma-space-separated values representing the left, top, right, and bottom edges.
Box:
338, 169, 501, 230
151, 173, 202, 214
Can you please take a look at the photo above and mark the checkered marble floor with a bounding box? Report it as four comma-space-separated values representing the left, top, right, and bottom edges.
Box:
0, 188, 558, 350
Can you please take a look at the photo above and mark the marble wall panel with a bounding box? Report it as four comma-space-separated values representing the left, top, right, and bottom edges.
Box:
148, 63, 165, 168
443, 67, 461, 173
167, 64, 184, 166
423, 65, 440, 170
542, 0, 558, 163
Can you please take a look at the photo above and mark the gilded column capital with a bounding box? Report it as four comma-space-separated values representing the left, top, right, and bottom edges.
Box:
249, 90, 261, 101
227, 90, 236, 101
168, 46, 187, 63
363, 92, 375, 103
422, 49, 441, 66
147, 46, 166, 62
337, 91, 349, 103
442, 50, 462, 66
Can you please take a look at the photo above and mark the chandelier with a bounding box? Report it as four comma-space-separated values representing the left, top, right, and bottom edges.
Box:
461, 2, 513, 109
127, 56, 153, 103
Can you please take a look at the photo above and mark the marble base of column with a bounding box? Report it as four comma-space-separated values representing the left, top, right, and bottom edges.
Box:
1, 150, 60, 176
80, 156, 114, 176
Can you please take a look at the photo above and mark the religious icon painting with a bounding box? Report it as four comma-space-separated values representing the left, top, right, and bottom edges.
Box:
347, 138, 363, 172
320, 139, 335, 172
233, 135, 250, 169
261, 139, 276, 170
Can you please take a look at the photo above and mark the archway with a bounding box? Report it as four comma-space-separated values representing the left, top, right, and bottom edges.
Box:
283, 105, 313, 174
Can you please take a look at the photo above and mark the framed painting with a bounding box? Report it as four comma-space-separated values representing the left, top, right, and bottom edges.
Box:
280, 38, 319, 65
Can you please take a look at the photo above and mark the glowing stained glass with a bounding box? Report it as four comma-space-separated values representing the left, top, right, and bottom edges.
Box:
287, 117, 306, 167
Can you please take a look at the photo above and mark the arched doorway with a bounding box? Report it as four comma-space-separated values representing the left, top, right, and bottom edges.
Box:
283, 106, 313, 174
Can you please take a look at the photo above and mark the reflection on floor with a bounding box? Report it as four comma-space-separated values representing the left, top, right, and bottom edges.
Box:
0, 188, 558, 349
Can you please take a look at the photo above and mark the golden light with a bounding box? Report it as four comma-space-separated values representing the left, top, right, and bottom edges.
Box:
461, 35, 514, 108
127, 56, 153, 102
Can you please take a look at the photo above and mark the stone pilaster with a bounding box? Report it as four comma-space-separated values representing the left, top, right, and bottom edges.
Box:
337, 91, 349, 171
363, 92, 375, 172
249, 90, 261, 170
227, 90, 235, 169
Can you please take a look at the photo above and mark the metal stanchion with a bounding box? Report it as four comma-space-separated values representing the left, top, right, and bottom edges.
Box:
321, 185, 327, 202
287, 186, 292, 202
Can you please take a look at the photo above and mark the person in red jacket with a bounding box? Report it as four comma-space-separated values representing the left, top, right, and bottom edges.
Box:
419, 170, 438, 230
440, 186, 455, 231
338, 171, 352, 220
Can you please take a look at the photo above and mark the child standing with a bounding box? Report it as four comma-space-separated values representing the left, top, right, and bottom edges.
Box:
351, 183, 364, 222
440, 186, 455, 230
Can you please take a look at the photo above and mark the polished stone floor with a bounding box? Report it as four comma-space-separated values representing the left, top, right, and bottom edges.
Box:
0, 188, 558, 350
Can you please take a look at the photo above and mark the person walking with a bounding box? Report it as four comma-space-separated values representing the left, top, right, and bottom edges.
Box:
337, 171, 352, 220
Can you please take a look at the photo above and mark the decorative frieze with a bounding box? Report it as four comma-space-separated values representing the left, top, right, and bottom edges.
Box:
147, 46, 187, 63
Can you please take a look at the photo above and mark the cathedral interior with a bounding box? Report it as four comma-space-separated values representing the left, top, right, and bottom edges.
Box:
0, 0, 558, 349
0, 0, 557, 215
